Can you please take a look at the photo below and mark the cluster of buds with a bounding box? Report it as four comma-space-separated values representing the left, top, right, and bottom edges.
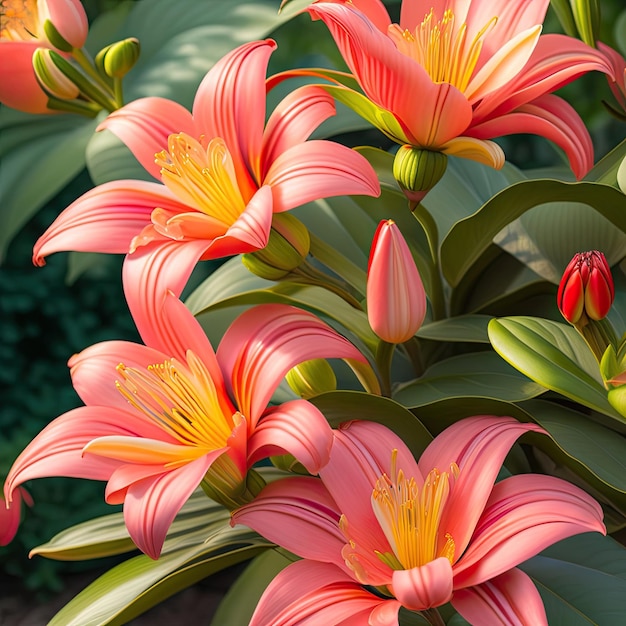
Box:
0, 0, 140, 116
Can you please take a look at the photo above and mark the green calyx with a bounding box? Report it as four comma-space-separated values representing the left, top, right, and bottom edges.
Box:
392, 146, 448, 194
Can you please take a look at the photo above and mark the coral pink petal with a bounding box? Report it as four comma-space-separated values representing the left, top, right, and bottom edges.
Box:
334, 0, 391, 33
2, 406, 165, 501
310, 3, 472, 147
0, 41, 51, 113
249, 560, 400, 626
247, 399, 333, 474
232, 476, 347, 565
122, 238, 210, 349
45, 0, 89, 48
468, 94, 593, 179
68, 340, 168, 409
218, 304, 366, 422
193, 40, 275, 183
98, 97, 198, 180
265, 140, 380, 211
122, 455, 213, 558
261, 85, 336, 175
452, 568, 548, 626
391, 557, 454, 611
319, 421, 421, 561
452, 474, 605, 588
32, 180, 187, 266
467, 0, 548, 61
419, 416, 544, 558
0, 487, 32, 546
400, 0, 462, 29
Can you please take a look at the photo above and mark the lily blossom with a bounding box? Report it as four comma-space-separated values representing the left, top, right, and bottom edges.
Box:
0, 487, 33, 546
0, 0, 88, 113
598, 42, 626, 117
32, 39, 381, 346
233, 416, 605, 625
4, 293, 371, 559
297, 0, 614, 177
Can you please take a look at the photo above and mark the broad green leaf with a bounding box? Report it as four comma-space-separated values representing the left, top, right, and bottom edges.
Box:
416, 315, 492, 343
520, 554, 626, 625
394, 351, 545, 408
310, 390, 433, 459
441, 179, 626, 287
488, 317, 624, 423
0, 111, 98, 262
584, 138, 626, 186
211, 549, 295, 626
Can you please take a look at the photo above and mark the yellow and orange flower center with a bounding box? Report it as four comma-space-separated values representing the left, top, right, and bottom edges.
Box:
1, 0, 39, 41
155, 133, 248, 228
388, 9, 497, 92
370, 450, 458, 571
115, 350, 237, 452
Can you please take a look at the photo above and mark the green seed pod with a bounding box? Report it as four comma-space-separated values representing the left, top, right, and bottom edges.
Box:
286, 358, 337, 399
392, 145, 448, 195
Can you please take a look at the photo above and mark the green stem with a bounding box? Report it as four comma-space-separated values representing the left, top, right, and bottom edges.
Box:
376, 340, 395, 397
421, 608, 446, 626
46, 96, 101, 117
576, 317, 618, 363
291, 262, 363, 309
113, 76, 124, 108
72, 47, 116, 96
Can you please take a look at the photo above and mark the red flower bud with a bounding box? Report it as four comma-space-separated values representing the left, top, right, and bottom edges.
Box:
557, 251, 614, 324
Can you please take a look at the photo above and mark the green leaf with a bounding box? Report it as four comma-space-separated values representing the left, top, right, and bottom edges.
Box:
394, 351, 545, 408
310, 390, 433, 459
488, 317, 624, 425
416, 315, 492, 343
441, 179, 626, 287
0, 111, 98, 262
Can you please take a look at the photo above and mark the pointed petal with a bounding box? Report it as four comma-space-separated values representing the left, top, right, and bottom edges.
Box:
247, 399, 333, 473
69, 340, 168, 409
329, 0, 391, 33
468, 94, 593, 178
265, 140, 380, 211
418, 416, 544, 559
249, 560, 400, 626
262, 85, 336, 175
465, 26, 541, 103
440, 136, 505, 169
98, 97, 198, 180
193, 40, 275, 186
217, 304, 367, 423
122, 456, 212, 558
452, 473, 605, 587
32, 180, 186, 266
0, 42, 51, 114
452, 568, 548, 626
391, 557, 454, 611
121, 238, 210, 349
0, 487, 32, 546
3, 406, 163, 501
232, 476, 347, 566
308, 3, 472, 147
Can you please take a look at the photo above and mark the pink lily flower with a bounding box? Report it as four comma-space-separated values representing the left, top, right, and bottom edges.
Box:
598, 42, 626, 117
0, 0, 88, 113
3, 293, 371, 559
298, 0, 613, 178
0, 486, 33, 546
233, 416, 606, 625
32, 39, 381, 346
367, 219, 427, 343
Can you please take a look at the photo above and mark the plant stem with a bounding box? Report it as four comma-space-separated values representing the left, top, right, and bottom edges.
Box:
421, 608, 446, 626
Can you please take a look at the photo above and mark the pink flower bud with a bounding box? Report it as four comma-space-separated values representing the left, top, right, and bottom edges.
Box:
39, 0, 89, 50
367, 219, 427, 343
557, 251, 614, 324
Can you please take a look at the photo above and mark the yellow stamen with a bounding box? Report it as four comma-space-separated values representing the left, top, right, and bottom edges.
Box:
115, 350, 235, 451
155, 133, 247, 227
1, 0, 39, 41
371, 450, 457, 570
388, 9, 497, 92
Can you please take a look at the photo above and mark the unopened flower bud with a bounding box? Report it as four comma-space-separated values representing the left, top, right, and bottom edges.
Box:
97, 38, 141, 79
392, 146, 447, 203
286, 358, 337, 399
32, 47, 80, 99
39, 0, 89, 50
242, 213, 310, 280
557, 251, 614, 324
367, 220, 427, 343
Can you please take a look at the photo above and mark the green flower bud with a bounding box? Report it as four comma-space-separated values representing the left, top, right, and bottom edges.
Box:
285, 358, 337, 399
98, 38, 141, 79
32, 47, 80, 100
393, 146, 448, 198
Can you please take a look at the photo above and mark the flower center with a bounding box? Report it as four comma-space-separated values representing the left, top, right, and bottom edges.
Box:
156, 133, 248, 228
388, 9, 496, 92
371, 450, 457, 570
0, 0, 38, 41
115, 350, 236, 451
